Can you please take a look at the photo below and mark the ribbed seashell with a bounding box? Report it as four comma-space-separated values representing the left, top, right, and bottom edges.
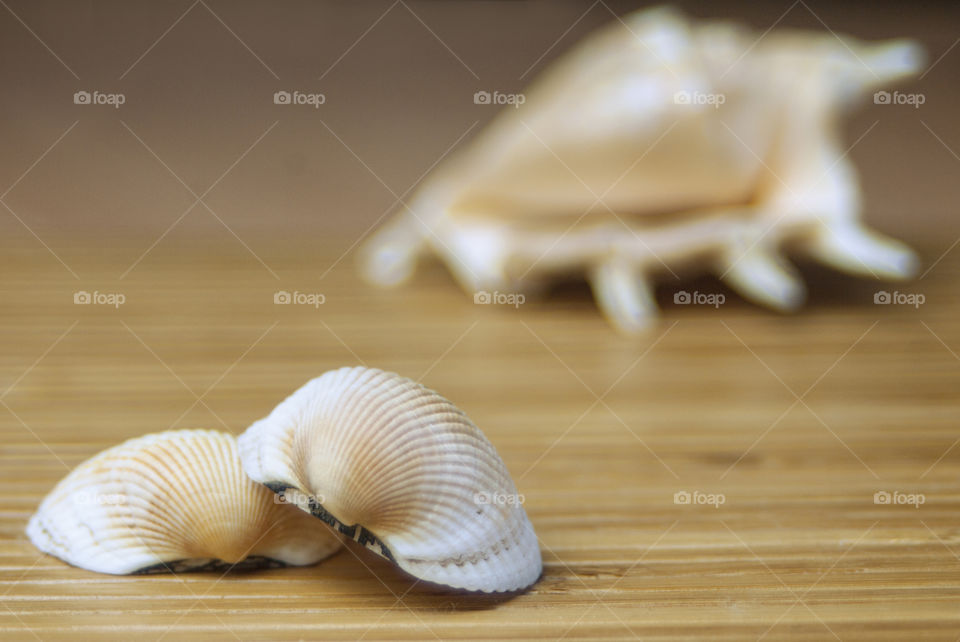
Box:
26, 429, 342, 574
237, 367, 541, 593
360, 6, 923, 333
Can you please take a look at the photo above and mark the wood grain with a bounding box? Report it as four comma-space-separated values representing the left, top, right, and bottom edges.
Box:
1, 239, 958, 640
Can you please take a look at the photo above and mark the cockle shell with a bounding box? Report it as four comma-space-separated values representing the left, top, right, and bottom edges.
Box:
26, 429, 342, 574
237, 367, 542, 592
360, 6, 923, 333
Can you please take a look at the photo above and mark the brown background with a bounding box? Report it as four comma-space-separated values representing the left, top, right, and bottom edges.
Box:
1, 0, 957, 247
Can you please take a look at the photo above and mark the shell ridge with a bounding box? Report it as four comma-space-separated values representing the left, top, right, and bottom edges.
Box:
237, 367, 542, 592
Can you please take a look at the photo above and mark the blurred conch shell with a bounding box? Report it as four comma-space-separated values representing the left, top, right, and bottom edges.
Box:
360, 6, 924, 333
237, 366, 542, 593
26, 429, 342, 574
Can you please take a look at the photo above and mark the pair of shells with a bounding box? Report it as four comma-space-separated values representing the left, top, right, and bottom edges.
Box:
360, 6, 924, 333
27, 367, 541, 592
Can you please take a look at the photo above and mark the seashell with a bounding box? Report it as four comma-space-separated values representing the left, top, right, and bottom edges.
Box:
359, 6, 923, 333
26, 429, 342, 574
237, 366, 541, 593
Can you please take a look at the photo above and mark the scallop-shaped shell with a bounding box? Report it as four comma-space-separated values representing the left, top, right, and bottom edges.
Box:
237, 367, 542, 592
360, 6, 924, 333
26, 429, 342, 574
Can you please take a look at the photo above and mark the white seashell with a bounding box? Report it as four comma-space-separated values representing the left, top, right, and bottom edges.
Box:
360, 6, 923, 333
237, 367, 542, 593
26, 429, 342, 574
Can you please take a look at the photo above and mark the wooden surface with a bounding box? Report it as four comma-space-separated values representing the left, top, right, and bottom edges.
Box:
1, 239, 959, 640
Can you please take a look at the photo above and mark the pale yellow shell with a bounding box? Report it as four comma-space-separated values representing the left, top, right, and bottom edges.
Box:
360, 6, 923, 333
238, 367, 542, 592
26, 429, 342, 574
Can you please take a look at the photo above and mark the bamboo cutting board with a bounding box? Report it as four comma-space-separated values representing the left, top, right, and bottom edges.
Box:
0, 240, 958, 640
